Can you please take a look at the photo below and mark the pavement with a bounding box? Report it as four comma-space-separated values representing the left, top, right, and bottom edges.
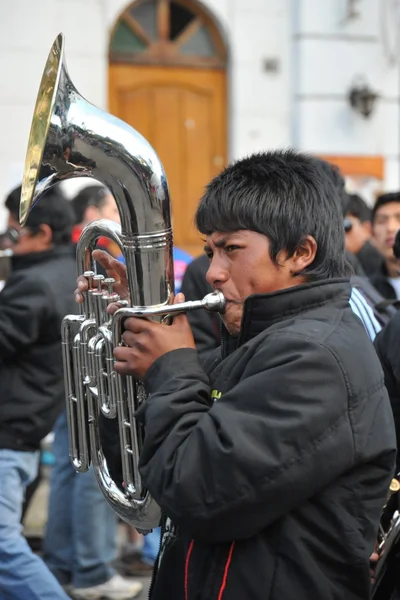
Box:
23, 467, 151, 599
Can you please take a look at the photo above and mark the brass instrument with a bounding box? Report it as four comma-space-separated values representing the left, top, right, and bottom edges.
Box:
372, 477, 400, 599
20, 33, 225, 531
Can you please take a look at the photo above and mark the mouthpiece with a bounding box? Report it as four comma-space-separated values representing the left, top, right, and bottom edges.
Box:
202, 291, 226, 313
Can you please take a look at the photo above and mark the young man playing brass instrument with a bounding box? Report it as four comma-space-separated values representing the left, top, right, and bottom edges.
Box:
76, 150, 396, 600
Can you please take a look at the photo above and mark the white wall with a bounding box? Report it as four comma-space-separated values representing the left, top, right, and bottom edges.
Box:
0, 0, 108, 226
218, 0, 292, 159
292, 0, 400, 191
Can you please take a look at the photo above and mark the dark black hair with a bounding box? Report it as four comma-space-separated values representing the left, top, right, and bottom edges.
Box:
318, 161, 347, 211
345, 193, 371, 222
71, 185, 109, 225
195, 150, 350, 281
372, 192, 400, 223
5, 185, 74, 245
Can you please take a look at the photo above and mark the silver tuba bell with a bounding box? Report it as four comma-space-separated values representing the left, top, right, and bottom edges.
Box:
20, 33, 225, 531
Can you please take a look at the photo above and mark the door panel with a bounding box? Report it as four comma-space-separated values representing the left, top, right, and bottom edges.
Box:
109, 64, 227, 256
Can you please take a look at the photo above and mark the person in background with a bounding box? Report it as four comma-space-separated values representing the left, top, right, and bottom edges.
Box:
344, 193, 383, 277
43, 184, 143, 600
371, 227, 400, 595
173, 246, 193, 293
71, 184, 120, 231
71, 184, 124, 268
370, 192, 400, 301
375, 229, 400, 464
373, 226, 400, 472
0, 185, 75, 600
321, 162, 385, 339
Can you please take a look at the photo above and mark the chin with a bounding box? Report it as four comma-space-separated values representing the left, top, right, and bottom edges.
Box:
221, 318, 241, 337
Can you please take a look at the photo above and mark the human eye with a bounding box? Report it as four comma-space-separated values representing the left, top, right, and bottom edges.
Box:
225, 245, 240, 253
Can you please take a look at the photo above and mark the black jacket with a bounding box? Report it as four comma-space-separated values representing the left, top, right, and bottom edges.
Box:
371, 262, 398, 301
351, 275, 398, 327
0, 245, 77, 451
137, 279, 396, 600
346, 249, 366, 276
374, 312, 400, 471
356, 241, 384, 278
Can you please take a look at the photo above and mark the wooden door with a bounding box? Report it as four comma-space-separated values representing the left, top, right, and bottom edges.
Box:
109, 64, 227, 256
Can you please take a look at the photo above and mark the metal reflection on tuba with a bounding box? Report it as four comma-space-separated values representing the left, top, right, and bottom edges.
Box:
20, 33, 225, 531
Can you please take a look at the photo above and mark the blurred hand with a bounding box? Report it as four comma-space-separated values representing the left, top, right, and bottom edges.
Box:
114, 293, 195, 380
75, 250, 129, 305
370, 550, 379, 585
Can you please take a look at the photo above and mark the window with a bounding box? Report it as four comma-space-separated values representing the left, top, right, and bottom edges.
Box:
110, 0, 227, 67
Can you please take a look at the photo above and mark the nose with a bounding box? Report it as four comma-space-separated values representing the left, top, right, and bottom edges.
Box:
206, 256, 229, 287
388, 217, 400, 234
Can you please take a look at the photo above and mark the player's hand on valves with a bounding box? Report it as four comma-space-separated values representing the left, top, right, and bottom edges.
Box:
113, 293, 195, 380
74, 250, 129, 305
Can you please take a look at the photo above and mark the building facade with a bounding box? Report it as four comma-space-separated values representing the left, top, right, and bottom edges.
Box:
0, 0, 399, 251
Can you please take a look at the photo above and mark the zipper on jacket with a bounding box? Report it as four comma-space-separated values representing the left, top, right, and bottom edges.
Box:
196, 542, 236, 600
216, 541, 235, 600
147, 512, 167, 600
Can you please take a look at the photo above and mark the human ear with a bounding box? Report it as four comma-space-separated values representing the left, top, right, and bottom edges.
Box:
37, 223, 53, 244
290, 235, 317, 274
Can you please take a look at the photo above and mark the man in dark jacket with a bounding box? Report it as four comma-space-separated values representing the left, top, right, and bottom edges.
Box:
77, 150, 396, 600
0, 185, 76, 599
373, 227, 400, 471
370, 192, 400, 300
344, 193, 383, 277
371, 228, 400, 597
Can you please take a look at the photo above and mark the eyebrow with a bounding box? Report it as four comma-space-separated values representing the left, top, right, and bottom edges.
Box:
376, 213, 400, 219
203, 237, 229, 254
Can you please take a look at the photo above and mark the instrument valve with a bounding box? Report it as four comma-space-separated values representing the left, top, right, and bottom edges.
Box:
104, 277, 116, 294
93, 274, 105, 292
102, 293, 120, 307
83, 270, 95, 290
102, 278, 120, 305
82, 271, 96, 317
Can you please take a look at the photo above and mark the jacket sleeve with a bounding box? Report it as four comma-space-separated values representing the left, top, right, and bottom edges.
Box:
0, 273, 51, 360
137, 333, 356, 543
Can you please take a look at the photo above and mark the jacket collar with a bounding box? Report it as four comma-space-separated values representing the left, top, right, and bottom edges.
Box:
222, 278, 351, 355
11, 245, 75, 271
